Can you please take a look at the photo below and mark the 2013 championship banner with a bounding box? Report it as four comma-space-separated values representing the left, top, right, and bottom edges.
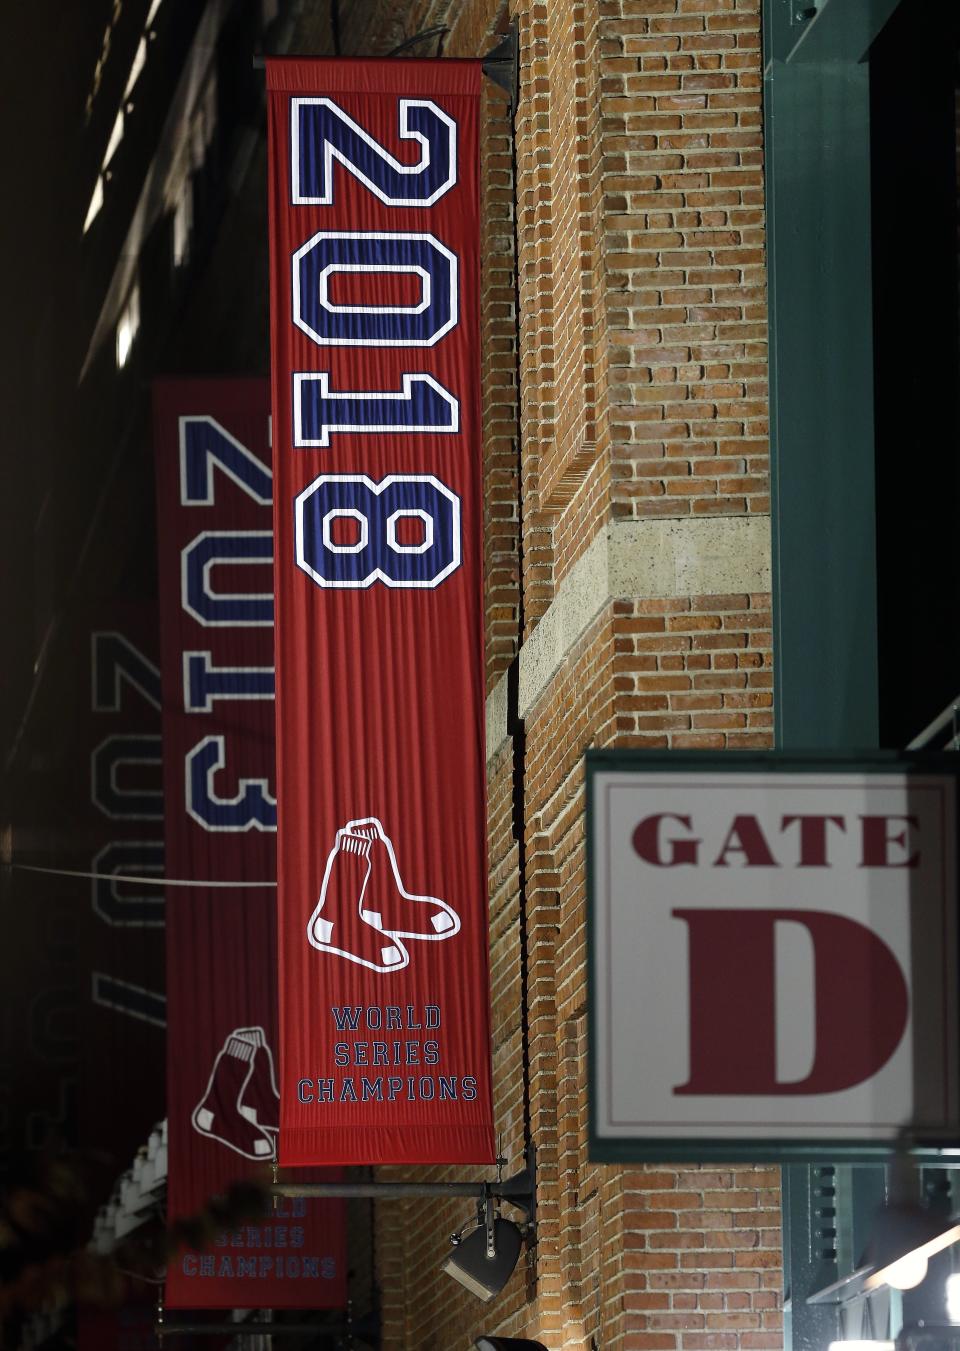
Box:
153, 380, 346, 1307
267, 59, 495, 1165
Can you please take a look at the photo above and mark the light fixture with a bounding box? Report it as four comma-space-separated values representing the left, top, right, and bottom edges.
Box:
475, 1340, 549, 1350
441, 1187, 526, 1302
946, 1272, 960, 1322
827, 1343, 894, 1351
115, 285, 140, 370
83, 176, 104, 233
862, 1203, 960, 1292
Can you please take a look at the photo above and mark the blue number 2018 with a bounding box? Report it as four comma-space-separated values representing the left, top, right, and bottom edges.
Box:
291, 97, 456, 207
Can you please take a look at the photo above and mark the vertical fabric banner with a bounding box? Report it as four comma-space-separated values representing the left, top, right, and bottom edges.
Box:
153, 379, 347, 1309
82, 608, 166, 1164
267, 59, 495, 1165
78, 1301, 162, 1351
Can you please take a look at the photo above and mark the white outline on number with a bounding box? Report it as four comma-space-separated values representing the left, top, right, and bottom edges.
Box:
322, 509, 368, 555
91, 734, 163, 821
294, 473, 461, 591
318, 264, 431, 315
291, 232, 458, 349
91, 631, 161, 711
290, 97, 457, 208
92, 841, 165, 929
182, 650, 275, 713
180, 530, 274, 629
185, 734, 277, 834
178, 415, 272, 507
292, 371, 459, 449
386, 509, 433, 555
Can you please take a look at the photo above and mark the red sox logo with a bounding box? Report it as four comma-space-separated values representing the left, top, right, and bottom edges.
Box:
307, 817, 460, 974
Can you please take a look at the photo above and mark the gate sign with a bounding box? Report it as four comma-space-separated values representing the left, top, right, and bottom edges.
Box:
587, 752, 960, 1160
267, 59, 494, 1166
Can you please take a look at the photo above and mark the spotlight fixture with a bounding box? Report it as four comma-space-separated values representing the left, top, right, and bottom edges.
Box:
442, 1182, 526, 1302
440, 1148, 536, 1301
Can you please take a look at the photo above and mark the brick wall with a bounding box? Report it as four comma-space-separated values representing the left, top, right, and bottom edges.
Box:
621, 1166, 783, 1351
319, 0, 780, 1346
612, 593, 772, 748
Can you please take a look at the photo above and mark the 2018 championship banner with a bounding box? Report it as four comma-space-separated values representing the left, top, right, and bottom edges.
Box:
267, 60, 495, 1164
153, 380, 346, 1307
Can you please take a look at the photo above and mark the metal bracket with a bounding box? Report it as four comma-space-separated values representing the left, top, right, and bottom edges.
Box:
496, 1142, 536, 1230
156, 1320, 367, 1342
484, 1186, 497, 1258
481, 21, 519, 112
270, 1142, 537, 1231
386, 26, 448, 57
156, 1302, 379, 1344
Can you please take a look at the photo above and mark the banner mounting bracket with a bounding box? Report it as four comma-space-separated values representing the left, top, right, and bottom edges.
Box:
481, 20, 519, 111
271, 1142, 537, 1227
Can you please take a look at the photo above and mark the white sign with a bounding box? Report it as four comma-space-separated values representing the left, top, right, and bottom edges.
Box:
588, 756, 959, 1157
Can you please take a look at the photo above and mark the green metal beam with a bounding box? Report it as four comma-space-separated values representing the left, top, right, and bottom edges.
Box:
783, 1166, 841, 1351
767, 0, 901, 65
765, 0, 890, 1342
766, 50, 879, 749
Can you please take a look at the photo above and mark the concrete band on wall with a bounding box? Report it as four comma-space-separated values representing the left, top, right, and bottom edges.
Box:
486, 514, 772, 762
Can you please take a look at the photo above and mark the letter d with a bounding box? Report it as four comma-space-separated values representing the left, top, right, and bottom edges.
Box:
673, 908, 908, 1095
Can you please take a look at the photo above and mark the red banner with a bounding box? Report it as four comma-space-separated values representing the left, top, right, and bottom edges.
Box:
153, 379, 346, 1308
78, 1301, 161, 1351
267, 59, 494, 1165
77, 1296, 163, 1351
79, 1300, 226, 1351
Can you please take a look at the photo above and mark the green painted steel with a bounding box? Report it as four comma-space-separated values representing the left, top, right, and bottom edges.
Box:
766, 46, 879, 749
783, 1165, 842, 1351
767, 0, 901, 64
765, 0, 907, 753
765, 7, 916, 1338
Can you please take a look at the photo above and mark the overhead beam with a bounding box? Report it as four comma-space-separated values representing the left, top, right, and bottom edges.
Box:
767, 0, 901, 66
765, 44, 879, 747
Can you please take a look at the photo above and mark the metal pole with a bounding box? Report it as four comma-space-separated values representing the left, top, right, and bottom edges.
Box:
272, 1181, 487, 1200
906, 697, 960, 749
270, 1144, 536, 1221
155, 1322, 349, 1338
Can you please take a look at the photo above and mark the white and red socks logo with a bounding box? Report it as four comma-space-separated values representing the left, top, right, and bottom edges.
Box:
192, 1026, 280, 1160
307, 817, 459, 974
